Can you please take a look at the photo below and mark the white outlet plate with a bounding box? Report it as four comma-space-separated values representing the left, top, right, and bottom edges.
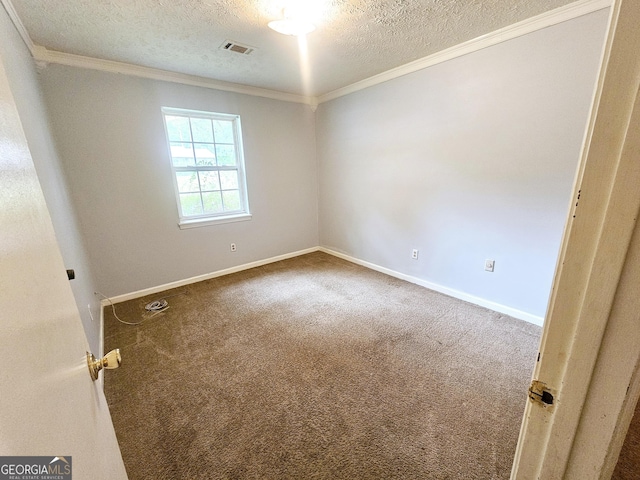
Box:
230, 243, 237, 252
412, 249, 419, 260
485, 259, 495, 272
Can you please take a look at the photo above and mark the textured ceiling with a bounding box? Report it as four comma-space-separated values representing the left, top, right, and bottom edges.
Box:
9, 0, 577, 97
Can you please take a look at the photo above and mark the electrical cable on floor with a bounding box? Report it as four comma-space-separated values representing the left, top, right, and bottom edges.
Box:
142, 298, 170, 320
96, 290, 187, 326
145, 299, 168, 311
96, 291, 144, 326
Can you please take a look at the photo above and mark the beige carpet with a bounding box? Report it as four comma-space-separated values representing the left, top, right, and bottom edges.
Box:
613, 403, 640, 479
104, 252, 541, 479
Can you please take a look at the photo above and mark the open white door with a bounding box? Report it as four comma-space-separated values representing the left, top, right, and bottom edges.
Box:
0, 44, 127, 477
512, 0, 640, 478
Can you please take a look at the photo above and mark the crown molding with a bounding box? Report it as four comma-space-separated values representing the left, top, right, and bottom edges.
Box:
3, 0, 611, 107
31, 46, 313, 105
318, 0, 612, 104
1, 0, 34, 53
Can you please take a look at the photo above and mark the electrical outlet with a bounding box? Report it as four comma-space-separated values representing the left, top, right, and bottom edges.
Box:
485, 259, 495, 272
230, 243, 237, 252
412, 249, 419, 260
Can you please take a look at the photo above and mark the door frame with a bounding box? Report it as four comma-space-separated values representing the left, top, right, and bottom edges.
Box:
511, 0, 640, 477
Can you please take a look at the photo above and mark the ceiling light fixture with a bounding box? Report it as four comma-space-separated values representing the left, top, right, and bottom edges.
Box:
268, 7, 316, 36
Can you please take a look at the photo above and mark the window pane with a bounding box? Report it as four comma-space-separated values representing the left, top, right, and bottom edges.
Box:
180, 193, 203, 216
166, 116, 191, 142
176, 171, 200, 193
222, 190, 241, 211
220, 170, 239, 190
213, 120, 234, 144
202, 192, 223, 213
199, 171, 220, 191
216, 145, 236, 166
190, 117, 214, 143
170, 142, 195, 166
194, 144, 216, 166
163, 109, 248, 222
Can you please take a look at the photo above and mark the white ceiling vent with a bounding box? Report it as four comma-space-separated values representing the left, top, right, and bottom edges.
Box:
221, 41, 255, 55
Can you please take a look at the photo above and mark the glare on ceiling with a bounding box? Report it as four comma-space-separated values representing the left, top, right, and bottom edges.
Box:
268, 4, 320, 36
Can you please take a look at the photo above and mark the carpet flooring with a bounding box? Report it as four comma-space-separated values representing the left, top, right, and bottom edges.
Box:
613, 403, 640, 479
104, 252, 541, 479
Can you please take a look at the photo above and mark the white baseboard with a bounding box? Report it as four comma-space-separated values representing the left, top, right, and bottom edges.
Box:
318, 247, 545, 327
99, 245, 543, 378
100, 245, 543, 328
101, 247, 320, 306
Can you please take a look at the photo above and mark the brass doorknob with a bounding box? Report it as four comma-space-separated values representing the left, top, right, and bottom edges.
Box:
87, 349, 121, 381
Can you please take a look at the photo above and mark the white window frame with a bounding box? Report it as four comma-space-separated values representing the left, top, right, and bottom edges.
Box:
161, 107, 251, 229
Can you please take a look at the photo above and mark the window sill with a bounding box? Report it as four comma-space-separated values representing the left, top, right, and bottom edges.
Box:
178, 213, 252, 230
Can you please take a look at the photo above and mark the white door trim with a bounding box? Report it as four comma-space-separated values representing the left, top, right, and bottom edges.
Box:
511, 0, 640, 477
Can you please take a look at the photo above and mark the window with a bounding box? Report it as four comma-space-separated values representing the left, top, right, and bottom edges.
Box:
162, 107, 250, 228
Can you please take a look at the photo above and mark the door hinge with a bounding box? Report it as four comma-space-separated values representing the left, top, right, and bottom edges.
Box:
529, 380, 554, 407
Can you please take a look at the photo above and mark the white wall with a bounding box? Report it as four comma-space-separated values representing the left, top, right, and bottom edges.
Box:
0, 6, 102, 353
37, 66, 319, 297
316, 10, 609, 319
